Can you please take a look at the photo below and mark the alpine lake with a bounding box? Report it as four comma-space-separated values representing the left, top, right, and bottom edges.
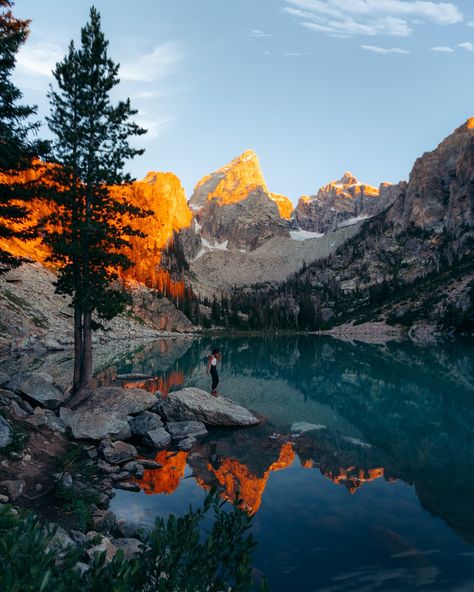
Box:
96, 334, 474, 592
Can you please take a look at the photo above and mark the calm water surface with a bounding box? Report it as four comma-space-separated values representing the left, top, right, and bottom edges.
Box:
105, 336, 474, 592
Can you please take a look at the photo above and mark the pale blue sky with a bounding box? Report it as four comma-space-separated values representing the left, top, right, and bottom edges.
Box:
13, 0, 474, 203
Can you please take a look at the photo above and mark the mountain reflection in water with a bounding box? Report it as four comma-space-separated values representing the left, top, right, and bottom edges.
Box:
107, 335, 474, 591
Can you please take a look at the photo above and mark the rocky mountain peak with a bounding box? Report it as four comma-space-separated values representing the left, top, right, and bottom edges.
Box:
189, 150, 293, 219
387, 116, 474, 233
295, 172, 382, 234
189, 149, 266, 210
338, 172, 360, 186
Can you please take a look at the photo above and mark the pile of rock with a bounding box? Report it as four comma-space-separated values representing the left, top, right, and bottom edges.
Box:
0, 374, 260, 503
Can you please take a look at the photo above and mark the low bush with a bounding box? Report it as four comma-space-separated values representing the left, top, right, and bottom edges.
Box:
0, 490, 267, 591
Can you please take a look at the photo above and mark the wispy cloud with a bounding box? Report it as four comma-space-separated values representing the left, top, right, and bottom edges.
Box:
459, 41, 474, 51
283, 0, 463, 38
467, 20, 474, 28
249, 29, 272, 38
134, 113, 179, 140
121, 42, 184, 83
16, 42, 64, 78
361, 44, 410, 54
430, 45, 454, 52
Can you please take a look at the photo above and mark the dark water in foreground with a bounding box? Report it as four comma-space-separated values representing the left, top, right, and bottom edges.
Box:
106, 336, 474, 592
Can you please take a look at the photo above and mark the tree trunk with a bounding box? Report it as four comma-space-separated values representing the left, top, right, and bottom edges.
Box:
73, 306, 83, 393
79, 310, 93, 393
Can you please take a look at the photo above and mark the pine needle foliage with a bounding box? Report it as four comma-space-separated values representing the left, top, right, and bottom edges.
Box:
0, 0, 49, 271
44, 6, 149, 393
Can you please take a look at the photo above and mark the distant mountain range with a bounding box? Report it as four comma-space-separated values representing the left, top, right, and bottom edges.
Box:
0, 118, 473, 338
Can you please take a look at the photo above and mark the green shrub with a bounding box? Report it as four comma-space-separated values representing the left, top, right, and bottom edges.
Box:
0, 490, 268, 591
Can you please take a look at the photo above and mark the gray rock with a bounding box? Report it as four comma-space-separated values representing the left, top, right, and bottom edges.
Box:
111, 471, 131, 482
0, 479, 25, 501
6, 372, 65, 410
9, 400, 29, 419
139, 459, 163, 469
0, 416, 12, 448
85, 532, 117, 562
60, 387, 158, 440
97, 460, 120, 474
47, 525, 76, 552
128, 410, 163, 436
0, 390, 34, 415
115, 519, 146, 540
0, 494, 9, 503
43, 337, 65, 351
114, 481, 140, 492
70, 530, 88, 545
0, 371, 10, 387
112, 537, 143, 559
143, 427, 171, 449
161, 388, 260, 426
31, 408, 67, 433
122, 461, 145, 478
178, 436, 197, 451
92, 509, 116, 533
167, 421, 207, 441
102, 441, 137, 464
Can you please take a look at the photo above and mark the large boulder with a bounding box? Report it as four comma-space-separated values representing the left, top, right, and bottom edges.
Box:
60, 387, 158, 440
160, 388, 260, 427
6, 372, 65, 410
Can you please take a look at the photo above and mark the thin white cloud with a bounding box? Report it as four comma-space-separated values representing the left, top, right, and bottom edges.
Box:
361, 44, 410, 54
468, 21, 474, 28
249, 29, 272, 38
430, 46, 454, 52
121, 42, 184, 83
284, 0, 463, 38
303, 16, 411, 37
284, 51, 304, 56
134, 113, 179, 140
459, 42, 474, 51
15, 42, 64, 78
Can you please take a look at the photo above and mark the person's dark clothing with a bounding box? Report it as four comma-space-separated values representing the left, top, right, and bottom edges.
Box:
210, 365, 219, 390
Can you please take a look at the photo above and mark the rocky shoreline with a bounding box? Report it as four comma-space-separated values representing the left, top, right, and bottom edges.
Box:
0, 369, 260, 566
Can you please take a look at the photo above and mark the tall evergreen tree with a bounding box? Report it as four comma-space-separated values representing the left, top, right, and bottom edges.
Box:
46, 6, 148, 397
0, 0, 48, 271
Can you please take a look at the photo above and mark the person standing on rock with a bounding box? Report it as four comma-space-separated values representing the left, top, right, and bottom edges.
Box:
207, 348, 221, 397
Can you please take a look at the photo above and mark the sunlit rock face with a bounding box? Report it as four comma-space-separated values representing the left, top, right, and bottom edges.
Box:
189, 150, 292, 251
294, 172, 384, 234
0, 167, 194, 296
387, 118, 474, 233
0, 164, 56, 264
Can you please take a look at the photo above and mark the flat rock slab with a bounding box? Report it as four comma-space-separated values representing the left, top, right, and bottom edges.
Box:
60, 387, 158, 440
166, 421, 207, 441
6, 372, 65, 410
160, 387, 260, 427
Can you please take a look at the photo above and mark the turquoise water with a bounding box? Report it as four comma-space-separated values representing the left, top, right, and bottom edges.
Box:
109, 336, 474, 591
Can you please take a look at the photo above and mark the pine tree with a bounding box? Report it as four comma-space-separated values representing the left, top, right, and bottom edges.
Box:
0, 0, 48, 271
45, 6, 148, 396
